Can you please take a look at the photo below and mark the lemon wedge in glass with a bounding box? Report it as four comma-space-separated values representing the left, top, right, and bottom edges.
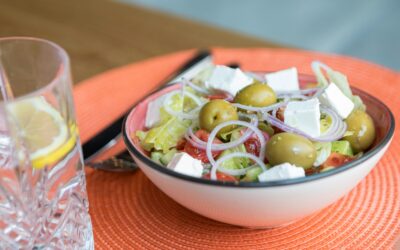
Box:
7, 96, 76, 169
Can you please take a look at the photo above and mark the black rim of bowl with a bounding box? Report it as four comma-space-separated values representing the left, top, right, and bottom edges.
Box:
122, 83, 395, 188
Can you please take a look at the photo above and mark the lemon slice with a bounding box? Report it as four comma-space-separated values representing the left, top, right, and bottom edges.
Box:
7, 96, 75, 169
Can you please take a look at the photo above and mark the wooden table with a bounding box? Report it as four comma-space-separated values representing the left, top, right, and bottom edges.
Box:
0, 0, 280, 82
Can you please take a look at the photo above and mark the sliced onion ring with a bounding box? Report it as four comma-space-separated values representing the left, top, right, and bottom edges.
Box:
214, 153, 266, 177
182, 78, 234, 101
233, 101, 286, 112
182, 78, 211, 95
311, 85, 328, 98
279, 94, 309, 102
275, 87, 320, 96
185, 114, 258, 151
263, 106, 347, 142
311, 61, 332, 86
206, 120, 267, 180
163, 89, 203, 119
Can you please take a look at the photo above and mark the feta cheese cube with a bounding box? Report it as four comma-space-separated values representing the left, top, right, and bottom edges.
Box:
145, 95, 167, 128
284, 98, 321, 137
167, 152, 203, 178
258, 163, 305, 182
319, 83, 354, 119
265, 67, 300, 92
205, 65, 253, 96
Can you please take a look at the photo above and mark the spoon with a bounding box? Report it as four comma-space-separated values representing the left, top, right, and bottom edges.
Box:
85, 150, 138, 172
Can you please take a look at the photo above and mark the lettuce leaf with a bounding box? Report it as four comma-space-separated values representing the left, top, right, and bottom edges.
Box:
218, 127, 243, 141
158, 89, 204, 124
313, 142, 332, 167
242, 166, 264, 182
218, 130, 250, 170
331, 140, 353, 156
320, 113, 332, 134
136, 117, 190, 153
151, 148, 178, 166
312, 61, 366, 111
191, 65, 214, 86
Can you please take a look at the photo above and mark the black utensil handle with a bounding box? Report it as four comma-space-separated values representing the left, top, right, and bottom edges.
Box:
82, 50, 211, 160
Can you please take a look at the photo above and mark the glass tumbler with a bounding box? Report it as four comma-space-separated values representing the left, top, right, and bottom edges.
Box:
0, 37, 93, 249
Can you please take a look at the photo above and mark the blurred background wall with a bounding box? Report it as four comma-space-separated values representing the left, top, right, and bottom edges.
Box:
118, 0, 400, 71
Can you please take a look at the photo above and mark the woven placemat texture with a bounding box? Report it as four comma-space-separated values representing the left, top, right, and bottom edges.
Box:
74, 48, 400, 249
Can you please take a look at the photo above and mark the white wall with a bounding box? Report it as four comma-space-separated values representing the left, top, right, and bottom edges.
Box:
118, 0, 400, 70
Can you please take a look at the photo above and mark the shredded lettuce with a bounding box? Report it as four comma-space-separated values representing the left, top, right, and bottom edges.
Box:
136, 130, 152, 151
331, 141, 353, 156
320, 113, 332, 134
313, 142, 332, 167
242, 166, 264, 182
218, 130, 250, 170
218, 145, 249, 170
191, 65, 214, 86
151, 148, 177, 166
343, 131, 355, 137
160, 148, 178, 165
136, 117, 190, 153
159, 91, 199, 124
312, 61, 366, 111
218, 127, 243, 141
150, 151, 163, 165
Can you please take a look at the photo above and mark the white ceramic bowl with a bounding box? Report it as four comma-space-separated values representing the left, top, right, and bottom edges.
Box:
123, 75, 395, 228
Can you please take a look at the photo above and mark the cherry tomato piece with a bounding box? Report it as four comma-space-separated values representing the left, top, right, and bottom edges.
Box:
176, 138, 187, 150
321, 152, 354, 168
184, 130, 222, 163
203, 172, 237, 182
276, 107, 286, 121
244, 138, 261, 157
206, 92, 232, 101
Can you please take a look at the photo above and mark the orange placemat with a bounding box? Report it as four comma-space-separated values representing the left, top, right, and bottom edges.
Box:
74, 48, 400, 249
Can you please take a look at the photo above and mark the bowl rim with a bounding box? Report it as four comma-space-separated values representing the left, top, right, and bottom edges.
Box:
122, 77, 395, 188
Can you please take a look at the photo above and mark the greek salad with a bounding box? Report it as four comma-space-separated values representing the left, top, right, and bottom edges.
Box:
134, 62, 376, 183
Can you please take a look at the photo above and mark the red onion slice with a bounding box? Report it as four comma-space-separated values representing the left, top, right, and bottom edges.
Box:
233, 101, 287, 112
263, 106, 347, 142
183, 78, 211, 95
311, 85, 328, 99
222, 92, 234, 102
275, 87, 320, 96
279, 94, 309, 102
185, 125, 254, 151
182, 78, 234, 102
206, 120, 267, 180
214, 153, 266, 177
163, 89, 204, 120
185, 114, 258, 151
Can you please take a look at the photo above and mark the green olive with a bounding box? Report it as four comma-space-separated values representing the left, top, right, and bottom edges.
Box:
199, 100, 238, 136
266, 132, 316, 169
258, 122, 275, 137
343, 109, 376, 153
234, 82, 277, 107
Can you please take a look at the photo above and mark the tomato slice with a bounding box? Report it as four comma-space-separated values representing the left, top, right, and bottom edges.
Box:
321, 152, 354, 168
243, 131, 269, 160
276, 107, 286, 121
206, 92, 232, 101
176, 138, 187, 150
304, 82, 318, 89
203, 172, 237, 182
244, 138, 261, 157
184, 130, 222, 163
270, 107, 286, 133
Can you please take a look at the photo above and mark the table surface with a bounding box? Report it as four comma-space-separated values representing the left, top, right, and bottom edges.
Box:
1, 1, 400, 248
0, 0, 280, 82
